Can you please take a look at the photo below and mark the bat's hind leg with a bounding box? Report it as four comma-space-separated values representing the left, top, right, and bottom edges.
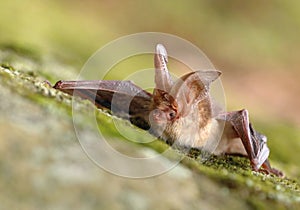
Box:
217, 109, 283, 176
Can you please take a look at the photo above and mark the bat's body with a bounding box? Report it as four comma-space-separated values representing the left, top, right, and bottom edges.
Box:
53, 44, 283, 176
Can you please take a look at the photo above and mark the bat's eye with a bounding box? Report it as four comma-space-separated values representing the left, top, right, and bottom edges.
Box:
168, 110, 176, 120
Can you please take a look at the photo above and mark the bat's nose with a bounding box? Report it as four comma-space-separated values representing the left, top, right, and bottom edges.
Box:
152, 109, 163, 120
150, 109, 168, 124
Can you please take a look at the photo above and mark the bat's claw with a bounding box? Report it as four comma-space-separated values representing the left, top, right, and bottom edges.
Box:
270, 168, 284, 177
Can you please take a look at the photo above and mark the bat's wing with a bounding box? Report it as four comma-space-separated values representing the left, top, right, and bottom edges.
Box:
53, 80, 153, 129
217, 109, 283, 176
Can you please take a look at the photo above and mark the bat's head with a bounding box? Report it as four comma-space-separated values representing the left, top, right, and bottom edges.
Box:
150, 44, 221, 146
150, 70, 221, 145
152, 89, 178, 120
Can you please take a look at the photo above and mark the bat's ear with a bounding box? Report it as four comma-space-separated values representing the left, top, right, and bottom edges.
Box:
194, 70, 221, 87
172, 70, 221, 116
154, 44, 174, 93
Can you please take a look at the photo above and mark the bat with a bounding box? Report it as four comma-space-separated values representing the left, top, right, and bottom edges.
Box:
53, 44, 283, 177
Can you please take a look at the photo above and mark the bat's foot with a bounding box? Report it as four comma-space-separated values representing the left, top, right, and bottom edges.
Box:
258, 167, 284, 177
270, 167, 284, 177
255, 160, 284, 177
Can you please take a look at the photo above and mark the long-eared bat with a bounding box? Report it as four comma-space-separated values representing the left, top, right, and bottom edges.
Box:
53, 44, 283, 176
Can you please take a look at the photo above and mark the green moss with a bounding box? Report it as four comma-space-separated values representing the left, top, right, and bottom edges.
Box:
188, 154, 300, 203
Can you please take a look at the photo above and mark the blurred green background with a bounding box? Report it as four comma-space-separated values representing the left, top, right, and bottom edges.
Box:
1, 0, 300, 184
1, 0, 299, 122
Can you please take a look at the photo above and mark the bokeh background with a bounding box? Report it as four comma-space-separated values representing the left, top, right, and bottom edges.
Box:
1, 0, 299, 123
0, 0, 299, 208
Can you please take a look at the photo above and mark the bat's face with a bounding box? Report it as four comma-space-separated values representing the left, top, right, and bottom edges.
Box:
148, 89, 177, 141
151, 90, 178, 123
149, 73, 216, 147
